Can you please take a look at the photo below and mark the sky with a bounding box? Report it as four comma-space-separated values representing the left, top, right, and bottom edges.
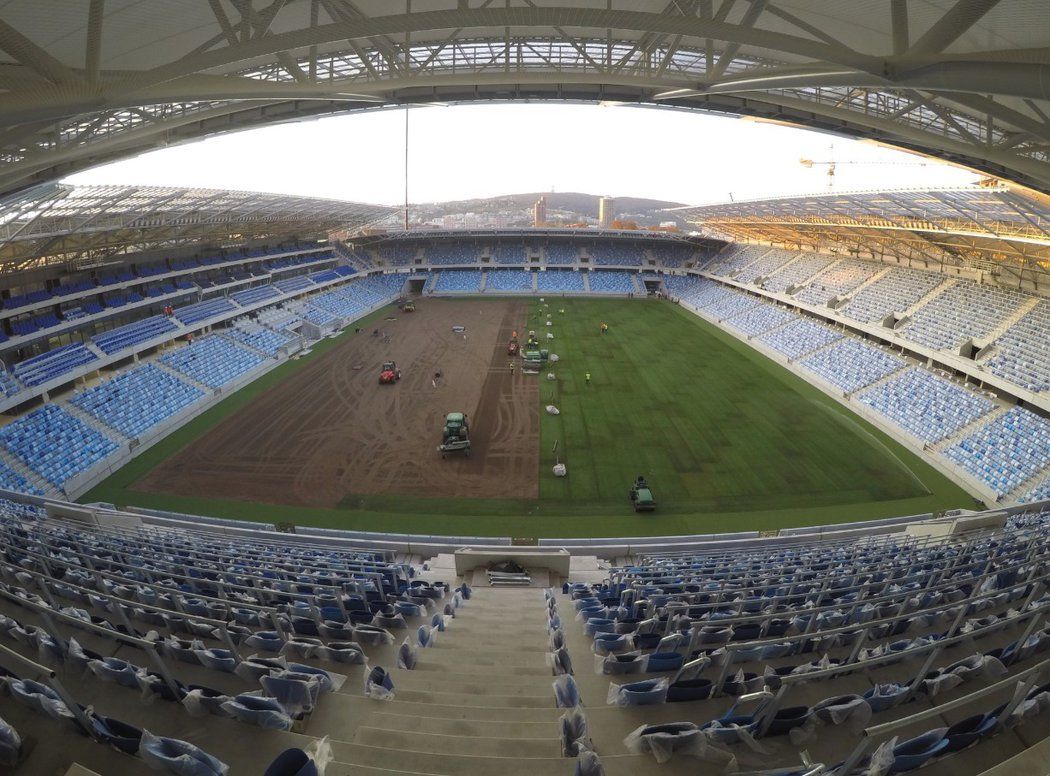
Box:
64, 103, 979, 206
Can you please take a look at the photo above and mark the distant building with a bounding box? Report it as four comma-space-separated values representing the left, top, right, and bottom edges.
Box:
598, 196, 616, 228
533, 196, 547, 227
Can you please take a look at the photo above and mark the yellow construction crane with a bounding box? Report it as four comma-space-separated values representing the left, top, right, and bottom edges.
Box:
799, 146, 931, 190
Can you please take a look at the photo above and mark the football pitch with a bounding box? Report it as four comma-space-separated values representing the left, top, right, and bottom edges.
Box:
82, 296, 974, 537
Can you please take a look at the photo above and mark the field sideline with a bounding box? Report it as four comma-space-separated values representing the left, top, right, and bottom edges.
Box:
82, 297, 975, 537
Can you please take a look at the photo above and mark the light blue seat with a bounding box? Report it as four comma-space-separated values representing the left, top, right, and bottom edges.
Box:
140, 731, 229, 775
220, 694, 292, 730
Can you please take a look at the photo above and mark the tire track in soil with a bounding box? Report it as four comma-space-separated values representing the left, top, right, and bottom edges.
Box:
133, 298, 539, 508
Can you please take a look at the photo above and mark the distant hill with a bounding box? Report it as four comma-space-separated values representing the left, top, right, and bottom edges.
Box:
411, 192, 687, 226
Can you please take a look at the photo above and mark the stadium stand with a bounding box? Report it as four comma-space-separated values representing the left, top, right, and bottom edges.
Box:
70, 364, 204, 439
590, 243, 644, 266
757, 317, 844, 359
724, 301, 795, 337
902, 281, 1028, 351
425, 243, 477, 265
92, 316, 179, 355
734, 248, 795, 284
858, 367, 997, 444
648, 243, 694, 268
705, 244, 770, 277
795, 259, 879, 306
160, 335, 264, 388
543, 244, 579, 265
223, 323, 295, 357
491, 244, 525, 264
380, 244, 419, 266
986, 300, 1050, 392
943, 408, 1050, 498
0, 404, 119, 486
843, 268, 944, 324
537, 269, 585, 293
485, 269, 533, 292
232, 285, 281, 307
588, 271, 636, 294
433, 270, 483, 292
800, 337, 906, 394
173, 298, 236, 326
12, 344, 98, 387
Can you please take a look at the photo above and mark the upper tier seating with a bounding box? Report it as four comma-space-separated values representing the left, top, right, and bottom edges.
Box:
706, 245, 769, 277
648, 244, 694, 268
71, 364, 204, 439
762, 252, 835, 293
588, 271, 636, 294
0, 404, 119, 486
724, 302, 795, 337
800, 338, 905, 393
491, 245, 525, 265
274, 275, 314, 294
943, 407, 1050, 497
843, 268, 944, 324
858, 367, 996, 444
160, 335, 263, 388
379, 244, 419, 265
986, 300, 1050, 392
4, 288, 53, 310
795, 260, 879, 306
485, 270, 533, 292
173, 298, 236, 326
433, 270, 482, 293
13, 344, 98, 387
231, 285, 281, 307
426, 244, 477, 265
757, 317, 843, 359
902, 281, 1028, 351
543, 244, 579, 265
537, 270, 585, 293
92, 315, 179, 355
590, 244, 643, 267
735, 249, 795, 284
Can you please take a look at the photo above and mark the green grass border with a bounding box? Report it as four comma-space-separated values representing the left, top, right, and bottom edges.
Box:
81, 299, 978, 538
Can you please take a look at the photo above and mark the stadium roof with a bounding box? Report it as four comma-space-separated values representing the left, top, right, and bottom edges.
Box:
1, 1, 1049, 196
676, 184, 1050, 279
0, 183, 393, 275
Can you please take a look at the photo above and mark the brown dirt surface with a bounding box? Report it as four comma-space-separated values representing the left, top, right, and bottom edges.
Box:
133, 298, 539, 507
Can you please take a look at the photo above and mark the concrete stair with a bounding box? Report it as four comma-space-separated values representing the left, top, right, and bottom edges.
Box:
0, 447, 56, 496
153, 358, 212, 393
931, 404, 1010, 453
62, 402, 128, 442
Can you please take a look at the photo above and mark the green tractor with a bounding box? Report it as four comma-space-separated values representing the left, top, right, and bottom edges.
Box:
629, 475, 656, 512
521, 347, 550, 374
439, 412, 471, 457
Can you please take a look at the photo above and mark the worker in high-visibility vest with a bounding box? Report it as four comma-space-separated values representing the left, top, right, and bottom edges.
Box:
585, 372, 591, 384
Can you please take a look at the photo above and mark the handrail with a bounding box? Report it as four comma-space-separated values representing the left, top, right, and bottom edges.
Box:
834, 657, 1050, 774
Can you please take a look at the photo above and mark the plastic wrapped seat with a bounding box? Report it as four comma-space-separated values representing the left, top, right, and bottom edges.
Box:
90, 713, 143, 755
554, 675, 581, 708
365, 666, 395, 699
8, 678, 74, 722
889, 728, 948, 773
607, 678, 668, 706
863, 683, 909, 713
263, 748, 318, 776
220, 694, 293, 730
286, 663, 344, 692
353, 624, 394, 646
646, 651, 684, 673
318, 620, 354, 639
182, 685, 231, 717
624, 722, 707, 764
0, 716, 19, 766
139, 730, 229, 775
244, 631, 285, 652
261, 674, 320, 717
318, 641, 366, 664
943, 713, 997, 753
600, 652, 645, 675
195, 648, 237, 672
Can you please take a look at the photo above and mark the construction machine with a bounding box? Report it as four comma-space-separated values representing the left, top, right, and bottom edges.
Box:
507, 337, 520, 356
439, 412, 471, 457
379, 361, 401, 384
629, 475, 656, 512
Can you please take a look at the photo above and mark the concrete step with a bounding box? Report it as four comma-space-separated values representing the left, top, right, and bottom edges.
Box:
353, 727, 561, 757
390, 686, 556, 707
388, 670, 554, 694
364, 711, 559, 739
415, 648, 550, 671
326, 742, 574, 776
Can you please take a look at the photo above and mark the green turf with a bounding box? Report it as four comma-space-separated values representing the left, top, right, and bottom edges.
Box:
82, 297, 976, 537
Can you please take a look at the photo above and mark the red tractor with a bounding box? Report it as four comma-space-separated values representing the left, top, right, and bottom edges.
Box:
379, 360, 401, 384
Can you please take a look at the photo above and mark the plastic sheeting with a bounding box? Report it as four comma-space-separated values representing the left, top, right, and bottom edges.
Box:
364, 666, 395, 701
220, 694, 293, 730
235, 656, 288, 683
353, 625, 395, 646
7, 678, 75, 723
181, 687, 232, 717
596, 651, 645, 676
607, 678, 668, 707
559, 706, 593, 757
397, 639, 418, 670
0, 716, 21, 766
261, 674, 320, 717
140, 730, 230, 776
574, 750, 605, 776
624, 722, 736, 769
547, 646, 574, 676
317, 642, 366, 664
554, 675, 581, 708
